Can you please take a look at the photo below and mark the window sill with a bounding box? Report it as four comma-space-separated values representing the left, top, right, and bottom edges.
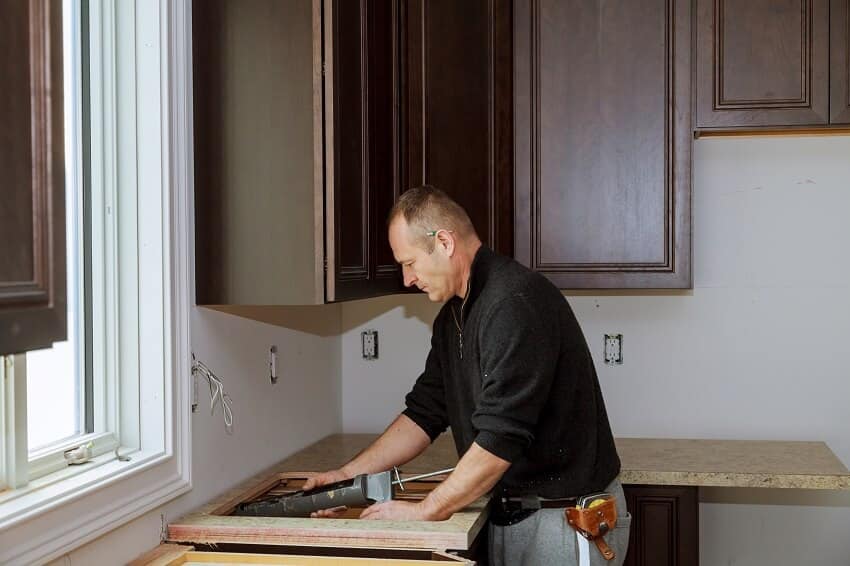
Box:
0, 446, 159, 525
0, 447, 190, 564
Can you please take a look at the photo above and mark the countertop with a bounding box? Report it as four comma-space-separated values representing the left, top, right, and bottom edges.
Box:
281, 434, 850, 490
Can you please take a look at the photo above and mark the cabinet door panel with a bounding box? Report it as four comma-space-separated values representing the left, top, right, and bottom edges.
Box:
514, 0, 691, 288
331, 0, 404, 301
622, 485, 699, 566
0, 0, 66, 355
832, 0, 850, 123
696, 0, 830, 128
404, 0, 513, 256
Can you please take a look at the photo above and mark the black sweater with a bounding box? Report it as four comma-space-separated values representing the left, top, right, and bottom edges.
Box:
403, 246, 620, 498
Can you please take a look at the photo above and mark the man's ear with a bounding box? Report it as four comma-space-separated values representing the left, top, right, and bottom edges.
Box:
436, 229, 456, 256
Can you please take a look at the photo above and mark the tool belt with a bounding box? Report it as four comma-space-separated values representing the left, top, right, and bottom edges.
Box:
565, 493, 618, 561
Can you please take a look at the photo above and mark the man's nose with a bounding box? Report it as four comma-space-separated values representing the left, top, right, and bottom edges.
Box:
402, 268, 417, 287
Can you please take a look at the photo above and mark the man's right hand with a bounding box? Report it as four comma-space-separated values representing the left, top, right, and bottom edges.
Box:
302, 469, 352, 518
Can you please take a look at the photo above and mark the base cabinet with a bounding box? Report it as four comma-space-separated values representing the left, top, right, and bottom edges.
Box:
131, 544, 472, 565
622, 484, 699, 566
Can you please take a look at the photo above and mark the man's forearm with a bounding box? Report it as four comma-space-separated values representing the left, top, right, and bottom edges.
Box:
420, 442, 511, 520
341, 413, 431, 476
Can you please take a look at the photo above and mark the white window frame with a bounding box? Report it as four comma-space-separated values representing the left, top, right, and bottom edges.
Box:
0, 1, 193, 563
21, 0, 111, 479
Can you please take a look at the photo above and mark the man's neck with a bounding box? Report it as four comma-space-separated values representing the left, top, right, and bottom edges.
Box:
455, 241, 482, 300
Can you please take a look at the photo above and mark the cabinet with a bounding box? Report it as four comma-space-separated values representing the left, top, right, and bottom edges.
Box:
622, 485, 699, 566
159, 436, 487, 563
193, 0, 327, 305
194, 0, 511, 304
0, 0, 66, 355
513, 0, 693, 289
193, 0, 404, 305
132, 544, 472, 565
696, 0, 850, 129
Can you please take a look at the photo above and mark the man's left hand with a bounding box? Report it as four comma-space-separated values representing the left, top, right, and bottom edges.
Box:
359, 500, 439, 521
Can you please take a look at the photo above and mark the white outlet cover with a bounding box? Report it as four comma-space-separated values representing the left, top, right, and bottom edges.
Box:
603, 334, 623, 365
362, 329, 378, 360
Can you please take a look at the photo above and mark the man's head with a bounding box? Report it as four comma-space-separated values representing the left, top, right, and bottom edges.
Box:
387, 185, 481, 302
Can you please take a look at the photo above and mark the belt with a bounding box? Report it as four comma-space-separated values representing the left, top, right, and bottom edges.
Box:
490, 494, 579, 526
500, 495, 579, 509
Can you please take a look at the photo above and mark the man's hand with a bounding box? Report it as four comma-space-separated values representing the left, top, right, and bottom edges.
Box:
301, 468, 349, 492
302, 469, 352, 518
359, 500, 440, 521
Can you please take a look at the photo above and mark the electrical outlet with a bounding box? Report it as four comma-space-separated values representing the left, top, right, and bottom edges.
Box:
362, 329, 378, 360
604, 334, 623, 365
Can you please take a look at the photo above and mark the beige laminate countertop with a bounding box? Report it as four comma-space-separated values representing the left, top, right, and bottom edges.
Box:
281, 434, 850, 490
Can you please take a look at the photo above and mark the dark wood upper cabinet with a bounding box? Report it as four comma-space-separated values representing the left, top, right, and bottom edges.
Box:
1, 0, 66, 355
194, 0, 513, 304
514, 0, 692, 289
195, 0, 399, 305
696, 0, 832, 128
831, 0, 850, 123
403, 0, 513, 256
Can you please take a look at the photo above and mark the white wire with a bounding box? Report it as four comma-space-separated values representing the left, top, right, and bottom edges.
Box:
191, 355, 234, 433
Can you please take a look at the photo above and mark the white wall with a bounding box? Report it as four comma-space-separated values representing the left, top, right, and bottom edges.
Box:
48, 305, 341, 564
43, 135, 850, 564
340, 135, 850, 565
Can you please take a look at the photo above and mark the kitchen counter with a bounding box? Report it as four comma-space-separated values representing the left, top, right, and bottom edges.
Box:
283, 434, 850, 490
164, 433, 849, 559
616, 438, 850, 489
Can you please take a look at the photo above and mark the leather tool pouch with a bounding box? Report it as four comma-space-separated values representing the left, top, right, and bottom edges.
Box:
565, 495, 618, 561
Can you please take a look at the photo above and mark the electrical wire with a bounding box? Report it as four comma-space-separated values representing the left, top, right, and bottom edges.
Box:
191, 354, 234, 433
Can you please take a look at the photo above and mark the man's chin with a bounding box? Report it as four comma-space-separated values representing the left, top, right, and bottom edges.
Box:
424, 290, 443, 302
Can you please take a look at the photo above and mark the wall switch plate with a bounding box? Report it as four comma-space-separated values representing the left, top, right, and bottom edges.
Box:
362, 329, 378, 360
604, 334, 623, 365
269, 345, 278, 384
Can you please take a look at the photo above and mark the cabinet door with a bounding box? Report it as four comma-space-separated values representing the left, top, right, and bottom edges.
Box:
832, 0, 850, 123
0, 0, 66, 355
622, 485, 699, 566
514, 0, 692, 289
696, 0, 831, 128
403, 0, 514, 256
328, 0, 405, 301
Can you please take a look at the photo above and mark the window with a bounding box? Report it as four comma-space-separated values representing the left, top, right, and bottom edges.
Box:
0, 1, 192, 563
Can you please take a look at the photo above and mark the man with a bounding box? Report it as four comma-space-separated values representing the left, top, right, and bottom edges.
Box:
304, 186, 629, 565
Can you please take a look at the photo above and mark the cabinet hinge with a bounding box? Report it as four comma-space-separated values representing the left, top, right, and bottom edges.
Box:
322, 61, 326, 76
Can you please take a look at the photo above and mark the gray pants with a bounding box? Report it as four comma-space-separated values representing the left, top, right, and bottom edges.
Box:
488, 477, 631, 566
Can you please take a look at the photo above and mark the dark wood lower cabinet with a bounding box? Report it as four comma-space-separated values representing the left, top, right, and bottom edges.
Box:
623, 485, 699, 566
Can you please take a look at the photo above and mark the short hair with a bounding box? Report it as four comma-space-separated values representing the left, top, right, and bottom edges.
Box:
388, 185, 477, 252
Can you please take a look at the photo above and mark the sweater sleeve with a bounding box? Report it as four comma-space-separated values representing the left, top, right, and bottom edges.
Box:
472, 294, 560, 462
403, 328, 449, 441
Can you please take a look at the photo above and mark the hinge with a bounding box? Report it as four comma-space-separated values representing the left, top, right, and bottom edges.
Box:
323, 258, 328, 272
322, 61, 326, 76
